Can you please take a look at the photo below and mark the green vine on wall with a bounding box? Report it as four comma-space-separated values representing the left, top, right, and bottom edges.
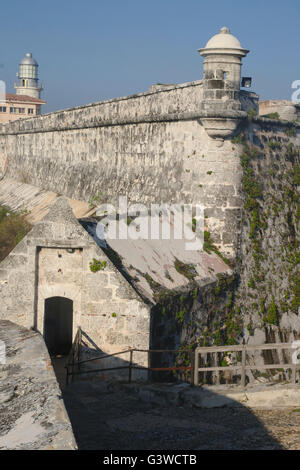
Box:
237, 135, 300, 325
89, 258, 107, 272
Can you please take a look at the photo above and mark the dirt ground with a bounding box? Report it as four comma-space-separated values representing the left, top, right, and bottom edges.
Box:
62, 380, 300, 450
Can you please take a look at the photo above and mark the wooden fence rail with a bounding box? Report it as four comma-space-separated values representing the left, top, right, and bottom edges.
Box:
194, 343, 299, 388
65, 337, 300, 388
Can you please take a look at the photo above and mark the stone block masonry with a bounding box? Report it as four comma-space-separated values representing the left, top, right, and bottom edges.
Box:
0, 26, 299, 385
0, 320, 77, 449
0, 26, 259, 258
0, 80, 257, 257
0, 197, 151, 373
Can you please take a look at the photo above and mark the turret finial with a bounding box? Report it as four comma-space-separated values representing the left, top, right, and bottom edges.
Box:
219, 26, 230, 34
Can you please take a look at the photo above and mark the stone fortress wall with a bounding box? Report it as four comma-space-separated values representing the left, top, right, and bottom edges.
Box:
0, 27, 263, 258
0, 26, 299, 385
0, 198, 151, 375
259, 100, 300, 122
0, 79, 258, 258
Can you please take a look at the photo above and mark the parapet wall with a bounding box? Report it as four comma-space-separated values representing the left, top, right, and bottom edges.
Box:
0, 80, 204, 134
0, 320, 76, 450
259, 100, 300, 121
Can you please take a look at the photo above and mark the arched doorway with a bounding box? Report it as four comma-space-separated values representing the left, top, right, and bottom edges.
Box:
44, 297, 73, 355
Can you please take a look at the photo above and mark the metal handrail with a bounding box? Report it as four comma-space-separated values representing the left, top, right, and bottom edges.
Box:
77, 348, 133, 366
77, 347, 193, 365
66, 346, 194, 385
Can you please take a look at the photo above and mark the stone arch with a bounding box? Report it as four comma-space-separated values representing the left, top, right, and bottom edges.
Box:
37, 284, 81, 342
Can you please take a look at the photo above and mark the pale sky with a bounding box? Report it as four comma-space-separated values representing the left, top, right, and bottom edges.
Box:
1, 0, 299, 112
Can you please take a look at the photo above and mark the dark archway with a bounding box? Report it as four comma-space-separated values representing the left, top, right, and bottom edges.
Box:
44, 297, 73, 355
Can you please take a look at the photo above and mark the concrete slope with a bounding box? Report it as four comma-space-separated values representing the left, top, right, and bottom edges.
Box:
0, 178, 95, 223
82, 219, 232, 303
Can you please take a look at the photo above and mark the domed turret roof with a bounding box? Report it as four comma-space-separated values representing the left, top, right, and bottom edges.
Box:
20, 53, 38, 66
198, 27, 249, 56
205, 27, 242, 49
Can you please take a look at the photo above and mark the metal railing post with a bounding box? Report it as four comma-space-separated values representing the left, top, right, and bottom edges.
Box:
65, 326, 81, 385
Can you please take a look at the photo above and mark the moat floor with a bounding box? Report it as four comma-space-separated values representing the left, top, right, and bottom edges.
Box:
62, 381, 300, 450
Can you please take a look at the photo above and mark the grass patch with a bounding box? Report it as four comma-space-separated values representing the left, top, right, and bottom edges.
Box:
0, 206, 31, 262
263, 112, 280, 120
203, 231, 231, 266
174, 258, 197, 280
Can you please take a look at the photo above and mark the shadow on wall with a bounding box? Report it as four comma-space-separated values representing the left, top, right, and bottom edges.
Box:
74, 330, 149, 383
59, 347, 285, 450
50, 330, 149, 389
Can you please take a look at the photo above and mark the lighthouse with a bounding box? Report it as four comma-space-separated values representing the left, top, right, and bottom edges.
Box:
14, 52, 43, 99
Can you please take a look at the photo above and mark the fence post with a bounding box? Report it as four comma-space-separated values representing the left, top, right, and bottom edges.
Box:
194, 348, 199, 386
204, 353, 207, 385
215, 352, 220, 385
241, 345, 246, 389
128, 349, 133, 384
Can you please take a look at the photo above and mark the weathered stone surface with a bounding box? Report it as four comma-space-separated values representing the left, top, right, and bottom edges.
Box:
0, 63, 299, 383
120, 382, 300, 410
61, 379, 300, 450
0, 197, 151, 370
235, 123, 300, 346
0, 320, 76, 450
0, 80, 259, 255
259, 100, 300, 121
